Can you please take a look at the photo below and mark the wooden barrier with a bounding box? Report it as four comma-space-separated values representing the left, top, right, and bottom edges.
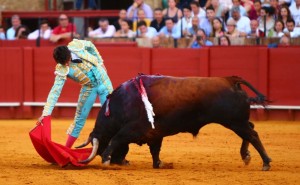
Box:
0, 46, 299, 120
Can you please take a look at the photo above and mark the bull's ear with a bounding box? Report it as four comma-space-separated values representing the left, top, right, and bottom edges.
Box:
75, 137, 91, 148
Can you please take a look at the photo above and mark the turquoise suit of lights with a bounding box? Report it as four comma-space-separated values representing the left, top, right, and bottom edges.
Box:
42, 39, 113, 138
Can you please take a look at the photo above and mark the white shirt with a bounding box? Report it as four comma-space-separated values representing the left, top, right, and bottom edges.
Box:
88, 25, 116, 38
283, 27, 300, 37
27, 29, 51, 40
179, 16, 192, 32
229, 16, 251, 34
191, 8, 206, 22
6, 27, 16, 40
289, 4, 300, 27
137, 27, 157, 38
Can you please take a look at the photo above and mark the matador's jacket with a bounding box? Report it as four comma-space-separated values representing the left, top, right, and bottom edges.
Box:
42, 39, 113, 138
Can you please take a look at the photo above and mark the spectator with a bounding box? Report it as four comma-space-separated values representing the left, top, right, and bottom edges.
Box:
279, 35, 291, 45
218, 0, 233, 10
114, 19, 135, 38
210, 0, 229, 18
229, 0, 247, 17
248, 0, 262, 20
151, 36, 162, 48
289, 0, 300, 27
88, 18, 116, 38
189, 29, 213, 48
6, 14, 22, 40
180, 5, 193, 37
228, 6, 250, 36
248, 19, 260, 37
50, 14, 78, 43
200, 5, 216, 37
28, 20, 51, 40
132, 9, 151, 31
190, 1, 206, 21
210, 17, 225, 37
270, 0, 281, 18
278, 5, 293, 27
15, 25, 30, 39
163, 0, 183, 23
269, 20, 285, 37
113, 9, 129, 31
127, 0, 153, 21
137, 20, 157, 38
258, 6, 276, 37
241, 0, 254, 13
150, 8, 166, 32
75, 0, 97, 10
225, 18, 241, 37
158, 18, 181, 39
0, 25, 6, 40
187, 16, 201, 37
284, 18, 300, 37
218, 35, 231, 45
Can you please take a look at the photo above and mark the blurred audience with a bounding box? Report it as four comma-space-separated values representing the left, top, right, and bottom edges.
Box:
269, 20, 285, 37
210, 17, 225, 37
258, 6, 276, 37
114, 20, 135, 38
132, 9, 152, 31
50, 14, 78, 43
248, 0, 262, 20
284, 18, 300, 37
189, 29, 213, 48
127, 0, 153, 20
6, 14, 22, 40
187, 16, 201, 37
248, 19, 260, 37
113, 9, 129, 31
278, 5, 293, 27
225, 18, 240, 37
228, 6, 250, 36
137, 20, 157, 38
218, 35, 231, 45
289, 0, 300, 27
75, 0, 97, 10
15, 25, 30, 39
0, 25, 6, 40
158, 18, 181, 39
151, 36, 162, 48
88, 18, 116, 38
150, 8, 166, 32
190, 1, 206, 21
200, 6, 216, 37
163, 0, 183, 23
180, 5, 193, 37
28, 20, 51, 40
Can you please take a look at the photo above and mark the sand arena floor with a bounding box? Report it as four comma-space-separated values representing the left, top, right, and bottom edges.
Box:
0, 119, 299, 185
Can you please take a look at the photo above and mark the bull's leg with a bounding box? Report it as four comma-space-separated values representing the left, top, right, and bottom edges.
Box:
110, 144, 130, 165
232, 122, 272, 171
240, 122, 254, 165
101, 127, 137, 165
148, 138, 163, 168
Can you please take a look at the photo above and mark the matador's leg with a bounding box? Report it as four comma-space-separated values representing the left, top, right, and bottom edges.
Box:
66, 85, 97, 147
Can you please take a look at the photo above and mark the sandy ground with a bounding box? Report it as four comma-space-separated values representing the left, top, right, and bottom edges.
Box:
0, 119, 299, 185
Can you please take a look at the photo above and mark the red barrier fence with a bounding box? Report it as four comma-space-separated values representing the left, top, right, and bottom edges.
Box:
0, 46, 299, 120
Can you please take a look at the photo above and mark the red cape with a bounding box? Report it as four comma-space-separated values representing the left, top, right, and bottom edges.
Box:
29, 116, 92, 167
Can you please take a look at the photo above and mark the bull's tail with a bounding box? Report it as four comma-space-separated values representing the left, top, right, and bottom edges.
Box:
229, 76, 271, 105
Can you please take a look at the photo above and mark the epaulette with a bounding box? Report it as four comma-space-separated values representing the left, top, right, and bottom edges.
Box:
54, 64, 69, 77
68, 39, 85, 52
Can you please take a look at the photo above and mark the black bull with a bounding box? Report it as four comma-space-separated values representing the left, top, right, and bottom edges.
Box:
77, 75, 272, 171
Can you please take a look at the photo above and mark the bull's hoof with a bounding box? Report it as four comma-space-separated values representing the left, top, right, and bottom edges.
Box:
102, 160, 111, 166
153, 161, 174, 169
262, 163, 271, 171
243, 154, 251, 165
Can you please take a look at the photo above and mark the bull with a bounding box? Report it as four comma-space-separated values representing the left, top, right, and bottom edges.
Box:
77, 75, 272, 171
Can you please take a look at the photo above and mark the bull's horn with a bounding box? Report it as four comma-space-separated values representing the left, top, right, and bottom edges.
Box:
75, 137, 91, 149
79, 138, 99, 163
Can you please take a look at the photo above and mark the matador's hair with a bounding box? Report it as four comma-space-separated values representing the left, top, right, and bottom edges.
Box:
53, 46, 71, 65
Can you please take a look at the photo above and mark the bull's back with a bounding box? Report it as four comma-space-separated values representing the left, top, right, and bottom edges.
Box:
145, 76, 240, 115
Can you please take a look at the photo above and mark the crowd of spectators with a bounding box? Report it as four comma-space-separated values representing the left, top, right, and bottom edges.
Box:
0, 0, 299, 47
